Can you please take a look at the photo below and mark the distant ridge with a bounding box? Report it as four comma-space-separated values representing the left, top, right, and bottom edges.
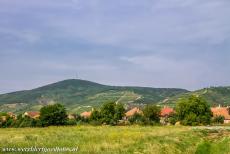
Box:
160, 86, 230, 106
1, 79, 229, 114
0, 79, 188, 113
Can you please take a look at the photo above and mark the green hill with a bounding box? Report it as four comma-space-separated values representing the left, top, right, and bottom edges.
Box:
0, 79, 188, 113
159, 86, 230, 107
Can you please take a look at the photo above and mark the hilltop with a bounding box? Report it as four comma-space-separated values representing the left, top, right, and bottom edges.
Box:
160, 86, 230, 106
0, 79, 188, 113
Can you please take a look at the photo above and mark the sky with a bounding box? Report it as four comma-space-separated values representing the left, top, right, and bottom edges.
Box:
0, 0, 230, 93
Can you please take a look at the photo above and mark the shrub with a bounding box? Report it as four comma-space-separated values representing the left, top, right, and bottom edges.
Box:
128, 113, 145, 124
168, 113, 178, 125
212, 116, 224, 124
0, 116, 14, 128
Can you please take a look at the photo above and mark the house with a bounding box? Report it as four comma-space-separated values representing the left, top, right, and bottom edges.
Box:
80, 111, 92, 119
68, 114, 78, 120
23, 111, 40, 119
160, 106, 174, 125
0, 112, 17, 122
0, 116, 7, 122
7, 112, 17, 120
160, 106, 174, 117
211, 106, 230, 124
125, 107, 143, 119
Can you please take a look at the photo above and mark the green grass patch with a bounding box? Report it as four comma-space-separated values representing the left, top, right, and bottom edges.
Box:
0, 126, 229, 154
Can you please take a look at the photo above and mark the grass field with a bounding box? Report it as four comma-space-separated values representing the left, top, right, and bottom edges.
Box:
0, 126, 230, 154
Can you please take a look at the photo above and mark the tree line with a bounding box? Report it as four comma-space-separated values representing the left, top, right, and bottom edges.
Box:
0, 95, 226, 128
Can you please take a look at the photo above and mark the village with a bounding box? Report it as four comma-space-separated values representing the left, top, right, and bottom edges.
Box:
1, 104, 230, 125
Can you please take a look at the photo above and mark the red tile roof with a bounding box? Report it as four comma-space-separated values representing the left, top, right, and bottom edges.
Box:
80, 111, 92, 118
161, 106, 174, 117
125, 107, 143, 117
211, 107, 230, 120
24, 111, 40, 119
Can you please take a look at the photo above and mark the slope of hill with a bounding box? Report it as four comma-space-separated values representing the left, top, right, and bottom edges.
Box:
0, 79, 188, 113
159, 86, 230, 107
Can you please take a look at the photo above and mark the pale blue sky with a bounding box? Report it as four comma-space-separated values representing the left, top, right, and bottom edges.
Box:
0, 0, 230, 93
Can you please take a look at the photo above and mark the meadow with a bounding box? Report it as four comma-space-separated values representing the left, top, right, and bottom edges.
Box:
0, 126, 229, 154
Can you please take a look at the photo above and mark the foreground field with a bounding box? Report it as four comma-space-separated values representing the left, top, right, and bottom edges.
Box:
0, 126, 230, 154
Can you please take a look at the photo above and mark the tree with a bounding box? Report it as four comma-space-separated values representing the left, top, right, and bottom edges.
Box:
100, 102, 115, 124
100, 102, 125, 125
40, 104, 67, 126
176, 95, 212, 126
114, 103, 125, 121
143, 105, 161, 124
90, 110, 101, 121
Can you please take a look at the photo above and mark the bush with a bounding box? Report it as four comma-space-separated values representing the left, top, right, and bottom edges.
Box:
128, 113, 145, 124
13, 115, 41, 128
66, 119, 77, 125
168, 113, 178, 125
212, 116, 224, 124
0, 116, 14, 128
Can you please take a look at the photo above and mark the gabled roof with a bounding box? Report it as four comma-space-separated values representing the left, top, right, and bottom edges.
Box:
125, 107, 143, 117
24, 111, 40, 119
80, 111, 92, 118
211, 107, 230, 120
160, 106, 174, 117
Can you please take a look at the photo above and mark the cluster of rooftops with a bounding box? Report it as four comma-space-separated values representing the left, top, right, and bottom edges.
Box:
79, 105, 230, 124
2, 105, 230, 124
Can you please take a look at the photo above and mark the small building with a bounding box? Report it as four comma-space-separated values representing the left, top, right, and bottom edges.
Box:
125, 107, 143, 119
160, 106, 174, 125
0, 116, 7, 122
7, 112, 17, 120
23, 111, 40, 119
68, 114, 78, 120
80, 111, 92, 119
211, 106, 230, 124
160, 106, 174, 117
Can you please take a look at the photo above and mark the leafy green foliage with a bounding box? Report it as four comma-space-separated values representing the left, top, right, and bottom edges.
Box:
40, 104, 67, 126
0, 116, 14, 128
100, 102, 116, 125
143, 105, 161, 124
114, 103, 125, 121
90, 110, 101, 122
168, 113, 178, 125
212, 116, 225, 124
95, 102, 125, 125
176, 95, 212, 126
128, 113, 145, 124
